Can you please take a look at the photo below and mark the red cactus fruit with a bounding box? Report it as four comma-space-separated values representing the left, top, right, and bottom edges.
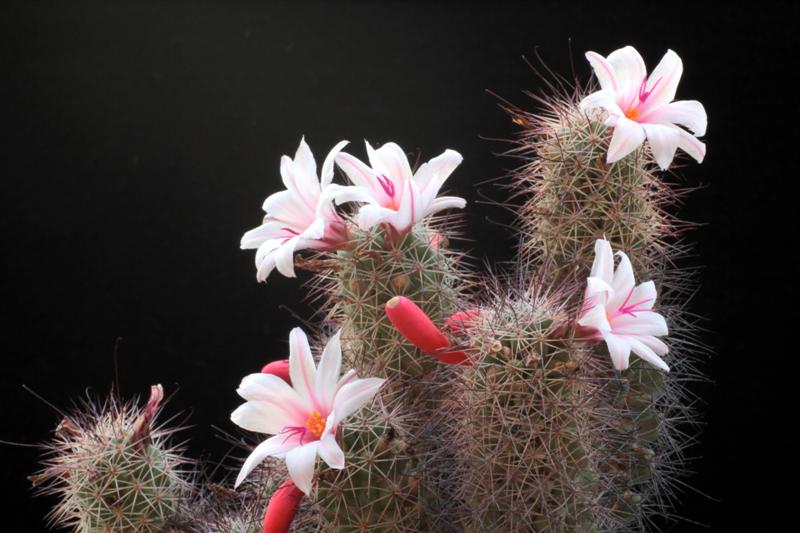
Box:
263, 478, 304, 533
261, 359, 291, 383
384, 296, 470, 365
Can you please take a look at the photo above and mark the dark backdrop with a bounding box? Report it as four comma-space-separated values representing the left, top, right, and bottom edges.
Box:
2, 1, 795, 530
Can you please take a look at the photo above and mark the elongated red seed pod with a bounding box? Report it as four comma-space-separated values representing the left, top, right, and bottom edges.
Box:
261, 359, 291, 384
263, 478, 304, 533
384, 296, 470, 365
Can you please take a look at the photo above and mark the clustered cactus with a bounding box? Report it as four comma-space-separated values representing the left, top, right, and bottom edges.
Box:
31, 44, 708, 532
30, 386, 190, 532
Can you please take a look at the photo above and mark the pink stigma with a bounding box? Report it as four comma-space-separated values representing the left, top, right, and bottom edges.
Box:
279, 425, 307, 445
615, 286, 653, 317
376, 174, 396, 199
638, 77, 661, 103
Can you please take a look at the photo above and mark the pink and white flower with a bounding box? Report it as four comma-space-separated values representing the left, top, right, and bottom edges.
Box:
577, 239, 670, 371
231, 328, 385, 494
241, 138, 350, 281
580, 46, 707, 170
331, 141, 466, 234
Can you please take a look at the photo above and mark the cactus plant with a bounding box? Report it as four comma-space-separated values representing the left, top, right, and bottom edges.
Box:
30, 385, 191, 532
30, 44, 710, 533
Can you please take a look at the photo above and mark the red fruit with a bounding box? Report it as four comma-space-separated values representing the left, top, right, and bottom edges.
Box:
261, 359, 291, 384
444, 308, 483, 335
263, 478, 304, 533
384, 296, 470, 366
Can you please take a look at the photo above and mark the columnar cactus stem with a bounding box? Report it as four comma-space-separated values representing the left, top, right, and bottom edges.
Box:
314, 223, 467, 531
509, 95, 699, 528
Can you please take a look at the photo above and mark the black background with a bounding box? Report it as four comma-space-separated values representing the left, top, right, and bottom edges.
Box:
2, 1, 796, 530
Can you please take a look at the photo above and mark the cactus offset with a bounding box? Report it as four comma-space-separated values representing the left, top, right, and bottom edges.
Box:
30, 385, 191, 533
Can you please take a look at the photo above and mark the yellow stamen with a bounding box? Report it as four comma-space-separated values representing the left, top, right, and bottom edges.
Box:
625, 107, 640, 121
305, 411, 326, 439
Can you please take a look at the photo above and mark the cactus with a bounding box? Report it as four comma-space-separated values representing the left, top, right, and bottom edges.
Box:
503, 93, 701, 528
513, 97, 678, 288
312, 222, 469, 531
30, 385, 191, 533
448, 288, 602, 531
29, 45, 709, 533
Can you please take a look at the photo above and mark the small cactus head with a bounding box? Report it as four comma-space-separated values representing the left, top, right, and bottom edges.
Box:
31, 385, 191, 532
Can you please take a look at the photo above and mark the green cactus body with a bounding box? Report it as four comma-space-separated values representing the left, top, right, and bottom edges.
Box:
518, 103, 670, 287
315, 223, 465, 532
452, 296, 609, 532
512, 99, 688, 527
32, 390, 189, 533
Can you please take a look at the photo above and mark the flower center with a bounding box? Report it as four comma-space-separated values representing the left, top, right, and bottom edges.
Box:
305, 411, 326, 440
625, 106, 640, 121
376, 174, 400, 210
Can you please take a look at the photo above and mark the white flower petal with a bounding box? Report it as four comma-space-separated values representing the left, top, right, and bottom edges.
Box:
585, 51, 619, 92
393, 175, 422, 232
237, 373, 310, 418
367, 141, 413, 187
329, 184, 379, 206
235, 434, 299, 488
609, 251, 636, 307
292, 137, 319, 193
675, 127, 706, 163
356, 204, 397, 230
613, 311, 669, 337
335, 369, 358, 392
262, 189, 313, 228
273, 236, 300, 278
627, 336, 670, 371
423, 196, 466, 217
639, 335, 669, 356
254, 240, 283, 282
320, 140, 349, 187
607, 46, 647, 103
645, 100, 707, 137
300, 218, 326, 240
289, 327, 318, 408
315, 331, 342, 412
318, 434, 345, 470
333, 377, 385, 420
642, 49, 683, 110
335, 152, 380, 191
602, 331, 632, 371
318, 414, 345, 469
629, 281, 658, 311
642, 123, 681, 170
241, 220, 286, 250
231, 401, 296, 435
285, 442, 320, 495
579, 89, 624, 117
577, 301, 611, 332
414, 149, 463, 195
606, 116, 646, 163
590, 239, 615, 285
